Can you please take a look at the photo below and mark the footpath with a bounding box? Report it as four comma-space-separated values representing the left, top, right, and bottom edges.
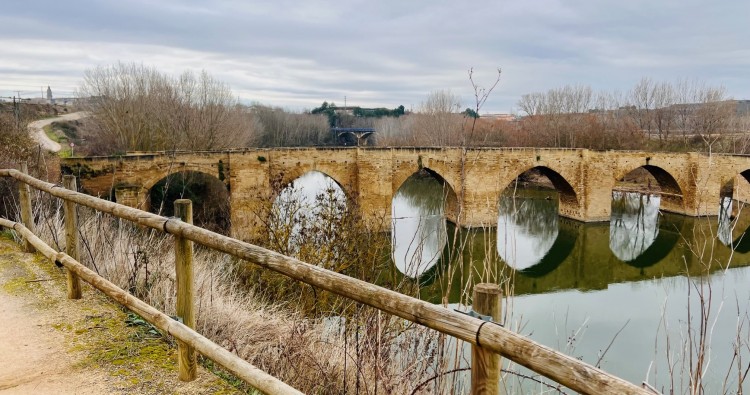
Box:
0, 236, 239, 394
27, 112, 89, 153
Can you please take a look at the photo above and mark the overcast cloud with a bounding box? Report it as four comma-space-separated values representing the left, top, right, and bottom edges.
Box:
1, 0, 748, 112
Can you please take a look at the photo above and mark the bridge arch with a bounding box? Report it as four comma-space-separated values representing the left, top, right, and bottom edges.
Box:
147, 170, 230, 234
390, 167, 459, 278
140, 159, 228, 193
271, 170, 355, 203
721, 169, 750, 212
392, 167, 459, 224
274, 170, 352, 205
274, 168, 354, 204
615, 165, 684, 213
501, 166, 580, 220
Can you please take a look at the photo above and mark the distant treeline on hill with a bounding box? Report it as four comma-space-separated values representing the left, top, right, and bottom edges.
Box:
311, 101, 406, 127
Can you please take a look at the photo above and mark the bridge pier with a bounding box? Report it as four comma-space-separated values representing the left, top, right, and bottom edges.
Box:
114, 184, 149, 211
733, 173, 750, 206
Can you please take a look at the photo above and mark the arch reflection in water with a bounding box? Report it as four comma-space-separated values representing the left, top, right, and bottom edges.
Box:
496, 189, 560, 271
391, 172, 448, 278
718, 197, 734, 247
609, 191, 660, 262
272, 171, 346, 251
717, 197, 750, 253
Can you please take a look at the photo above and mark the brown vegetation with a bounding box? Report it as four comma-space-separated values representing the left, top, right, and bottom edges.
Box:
78, 63, 256, 154
23, 189, 463, 394
513, 79, 746, 152
377, 78, 749, 154
0, 104, 61, 220
250, 105, 331, 147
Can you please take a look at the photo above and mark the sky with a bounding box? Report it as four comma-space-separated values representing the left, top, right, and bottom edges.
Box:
1, 0, 748, 113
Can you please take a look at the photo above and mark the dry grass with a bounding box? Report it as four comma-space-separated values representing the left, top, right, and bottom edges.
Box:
26, 192, 468, 394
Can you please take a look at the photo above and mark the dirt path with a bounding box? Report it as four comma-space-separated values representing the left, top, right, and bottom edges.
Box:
0, 288, 110, 394
0, 237, 240, 395
27, 112, 89, 152
0, 238, 110, 394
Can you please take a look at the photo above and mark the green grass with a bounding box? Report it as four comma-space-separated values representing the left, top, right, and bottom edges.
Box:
43, 124, 75, 157
43, 124, 61, 143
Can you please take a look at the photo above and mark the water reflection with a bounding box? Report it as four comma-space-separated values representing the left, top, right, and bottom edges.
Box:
391, 172, 448, 278
609, 192, 660, 262
497, 189, 559, 270
392, 186, 750, 393
717, 197, 750, 253
718, 196, 734, 247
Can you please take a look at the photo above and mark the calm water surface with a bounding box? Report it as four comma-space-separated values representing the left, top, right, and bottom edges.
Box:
281, 171, 750, 391
394, 178, 750, 392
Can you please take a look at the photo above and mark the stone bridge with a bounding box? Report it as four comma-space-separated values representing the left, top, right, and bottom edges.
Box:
60, 148, 750, 240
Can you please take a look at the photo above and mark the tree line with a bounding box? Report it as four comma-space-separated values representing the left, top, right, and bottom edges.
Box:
513, 79, 748, 152
74, 63, 750, 155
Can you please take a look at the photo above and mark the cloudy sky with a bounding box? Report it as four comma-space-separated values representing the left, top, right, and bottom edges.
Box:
1, 0, 748, 113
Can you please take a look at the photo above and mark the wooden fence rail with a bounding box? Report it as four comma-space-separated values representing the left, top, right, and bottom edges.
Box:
0, 168, 654, 395
0, 218, 302, 395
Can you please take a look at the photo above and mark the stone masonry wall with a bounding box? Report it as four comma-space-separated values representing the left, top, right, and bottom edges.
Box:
61, 148, 750, 241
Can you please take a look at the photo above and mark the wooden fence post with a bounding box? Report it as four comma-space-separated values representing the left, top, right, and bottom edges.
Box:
174, 199, 196, 381
471, 283, 502, 395
18, 163, 35, 252
63, 175, 82, 299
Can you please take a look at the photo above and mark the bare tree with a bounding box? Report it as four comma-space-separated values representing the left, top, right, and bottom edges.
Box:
692, 86, 733, 154
411, 90, 463, 146
731, 113, 750, 153
627, 77, 656, 138
466, 68, 502, 145
78, 62, 256, 154
518, 92, 545, 117
515, 78, 735, 152
373, 116, 415, 146
516, 84, 599, 148
251, 105, 330, 147
652, 81, 676, 143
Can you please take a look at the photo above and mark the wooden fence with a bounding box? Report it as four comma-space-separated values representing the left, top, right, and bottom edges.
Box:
0, 167, 656, 395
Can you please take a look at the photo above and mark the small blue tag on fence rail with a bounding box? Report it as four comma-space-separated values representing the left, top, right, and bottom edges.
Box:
454, 308, 498, 323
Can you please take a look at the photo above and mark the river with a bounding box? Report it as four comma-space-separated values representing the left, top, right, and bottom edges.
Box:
281, 170, 750, 392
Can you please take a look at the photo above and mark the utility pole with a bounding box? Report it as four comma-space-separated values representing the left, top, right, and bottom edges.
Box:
14, 91, 23, 129
13, 96, 20, 130
7, 94, 30, 131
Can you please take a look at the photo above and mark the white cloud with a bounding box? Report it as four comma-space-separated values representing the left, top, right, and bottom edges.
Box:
1, 1, 748, 110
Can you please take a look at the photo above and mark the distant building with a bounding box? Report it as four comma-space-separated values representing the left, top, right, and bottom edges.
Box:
481, 113, 517, 122
46, 86, 55, 105
736, 100, 750, 116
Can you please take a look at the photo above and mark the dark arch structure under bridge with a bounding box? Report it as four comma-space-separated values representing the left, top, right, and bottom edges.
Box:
61, 148, 750, 241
